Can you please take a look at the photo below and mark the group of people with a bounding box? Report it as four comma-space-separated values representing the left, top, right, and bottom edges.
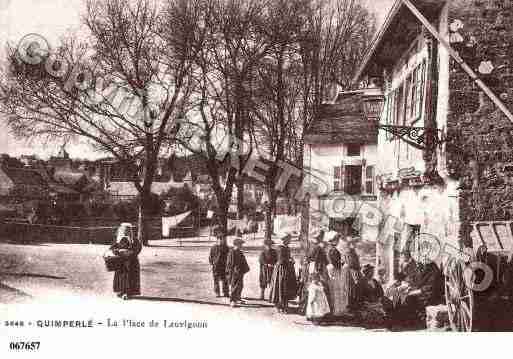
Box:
209, 228, 250, 307
207, 226, 375, 321
209, 226, 296, 309
108, 223, 444, 329
296, 230, 444, 327
297, 229, 381, 324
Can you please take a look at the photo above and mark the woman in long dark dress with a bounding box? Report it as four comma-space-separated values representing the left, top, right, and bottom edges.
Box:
340, 239, 362, 310
269, 234, 297, 313
259, 239, 277, 300
110, 223, 142, 300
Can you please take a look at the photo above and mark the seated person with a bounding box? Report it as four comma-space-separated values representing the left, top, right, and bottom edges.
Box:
387, 259, 444, 327
357, 264, 387, 326
383, 251, 419, 309
399, 250, 419, 286
359, 264, 384, 303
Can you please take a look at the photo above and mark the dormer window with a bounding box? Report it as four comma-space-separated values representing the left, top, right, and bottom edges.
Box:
347, 144, 361, 157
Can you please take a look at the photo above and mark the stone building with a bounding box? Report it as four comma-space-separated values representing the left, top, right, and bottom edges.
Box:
355, 0, 513, 281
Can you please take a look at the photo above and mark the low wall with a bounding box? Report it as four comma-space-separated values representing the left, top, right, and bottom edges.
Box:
0, 220, 197, 244
0, 222, 116, 245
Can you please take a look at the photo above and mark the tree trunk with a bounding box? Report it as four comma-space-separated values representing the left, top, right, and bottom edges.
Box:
297, 144, 309, 254
300, 193, 310, 254
265, 186, 277, 241
237, 177, 244, 219
216, 197, 229, 235
138, 188, 152, 246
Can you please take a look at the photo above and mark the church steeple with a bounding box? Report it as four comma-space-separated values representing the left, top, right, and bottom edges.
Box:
57, 143, 69, 159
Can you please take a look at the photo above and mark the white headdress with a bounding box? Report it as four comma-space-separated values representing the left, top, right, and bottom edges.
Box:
324, 230, 340, 243
116, 223, 134, 244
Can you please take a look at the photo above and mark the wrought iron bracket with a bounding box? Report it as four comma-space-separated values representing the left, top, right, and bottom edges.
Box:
376, 124, 446, 150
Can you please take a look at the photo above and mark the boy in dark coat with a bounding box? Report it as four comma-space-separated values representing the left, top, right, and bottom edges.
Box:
209, 227, 230, 297
226, 237, 250, 307
258, 239, 277, 300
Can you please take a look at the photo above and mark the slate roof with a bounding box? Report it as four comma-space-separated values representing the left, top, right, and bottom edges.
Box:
305, 94, 378, 144
1, 166, 48, 187
54, 171, 87, 187
48, 183, 79, 195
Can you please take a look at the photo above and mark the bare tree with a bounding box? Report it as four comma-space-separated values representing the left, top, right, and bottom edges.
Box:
296, 0, 375, 245
0, 0, 200, 246
250, 0, 308, 241
174, 0, 270, 233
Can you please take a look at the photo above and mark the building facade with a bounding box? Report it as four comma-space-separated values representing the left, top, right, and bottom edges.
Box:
304, 91, 379, 243
356, 0, 513, 282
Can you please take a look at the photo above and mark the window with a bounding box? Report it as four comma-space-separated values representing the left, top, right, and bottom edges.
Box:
347, 144, 361, 157
365, 165, 374, 194
405, 60, 426, 124
329, 217, 359, 237
388, 60, 427, 127
345, 165, 362, 195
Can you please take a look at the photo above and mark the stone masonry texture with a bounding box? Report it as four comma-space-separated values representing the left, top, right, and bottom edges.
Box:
445, 0, 513, 241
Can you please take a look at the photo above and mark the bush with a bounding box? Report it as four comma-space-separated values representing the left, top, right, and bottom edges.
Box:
161, 186, 199, 217
90, 200, 113, 218
112, 201, 138, 221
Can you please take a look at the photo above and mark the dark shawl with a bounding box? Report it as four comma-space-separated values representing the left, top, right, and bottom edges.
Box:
307, 244, 328, 273
209, 243, 230, 276
327, 245, 342, 270
359, 278, 384, 303
259, 248, 278, 288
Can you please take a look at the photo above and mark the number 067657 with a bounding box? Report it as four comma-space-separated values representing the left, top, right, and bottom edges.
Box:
9, 342, 40, 351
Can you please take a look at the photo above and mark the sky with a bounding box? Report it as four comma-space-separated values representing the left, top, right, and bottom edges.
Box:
0, 0, 396, 160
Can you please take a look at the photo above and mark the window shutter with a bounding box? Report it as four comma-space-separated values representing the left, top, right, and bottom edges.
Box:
385, 94, 391, 125
410, 68, 417, 120
365, 165, 374, 194
416, 60, 426, 120
340, 161, 345, 192
333, 166, 339, 192
405, 75, 412, 123
334, 166, 340, 179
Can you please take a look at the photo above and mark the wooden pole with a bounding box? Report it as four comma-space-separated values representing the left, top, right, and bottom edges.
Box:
401, 0, 513, 123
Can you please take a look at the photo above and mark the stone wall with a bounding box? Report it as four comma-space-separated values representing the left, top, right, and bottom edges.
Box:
445, 0, 513, 243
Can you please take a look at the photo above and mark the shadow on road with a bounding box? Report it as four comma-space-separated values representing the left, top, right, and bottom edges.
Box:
134, 295, 229, 307
135, 296, 274, 309
0, 282, 32, 303
0, 239, 50, 246
0, 272, 66, 280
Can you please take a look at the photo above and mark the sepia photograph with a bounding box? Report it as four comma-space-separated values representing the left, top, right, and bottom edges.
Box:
1, 0, 513, 357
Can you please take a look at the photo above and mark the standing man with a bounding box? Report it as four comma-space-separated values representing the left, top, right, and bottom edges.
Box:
209, 226, 230, 298
226, 236, 250, 307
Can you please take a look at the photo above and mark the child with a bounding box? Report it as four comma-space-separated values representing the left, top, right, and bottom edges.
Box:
306, 273, 330, 324
226, 237, 250, 307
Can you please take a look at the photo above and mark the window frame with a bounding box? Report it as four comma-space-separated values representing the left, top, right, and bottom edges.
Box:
388, 59, 427, 127
346, 144, 361, 157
